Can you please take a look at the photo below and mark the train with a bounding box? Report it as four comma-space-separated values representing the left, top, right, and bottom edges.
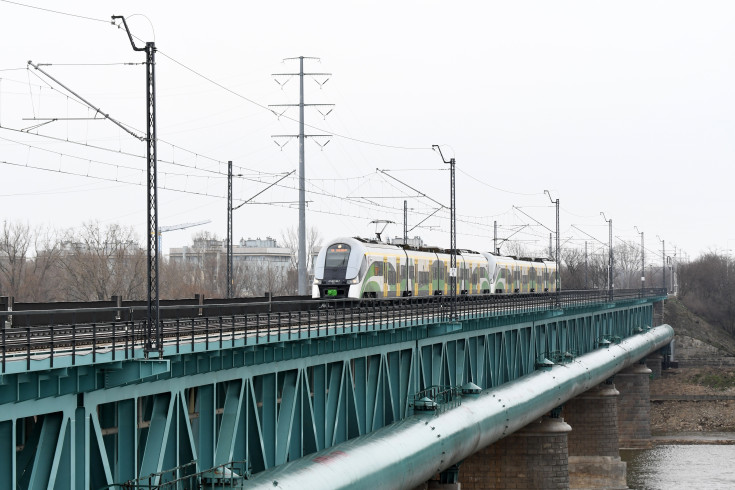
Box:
312, 237, 558, 299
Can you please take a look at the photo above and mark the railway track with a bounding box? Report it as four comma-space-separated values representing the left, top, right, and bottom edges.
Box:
1, 288, 665, 370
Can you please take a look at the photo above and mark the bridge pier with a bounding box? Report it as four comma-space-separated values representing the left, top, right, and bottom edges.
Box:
411, 464, 462, 490
564, 381, 627, 489
645, 353, 663, 379
460, 414, 572, 489
616, 362, 653, 449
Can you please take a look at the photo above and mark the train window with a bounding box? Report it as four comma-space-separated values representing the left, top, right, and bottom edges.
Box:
325, 243, 351, 268
374, 261, 383, 276
388, 266, 396, 284
409, 263, 415, 280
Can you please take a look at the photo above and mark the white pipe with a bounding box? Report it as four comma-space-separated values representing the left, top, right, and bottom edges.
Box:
248, 325, 674, 490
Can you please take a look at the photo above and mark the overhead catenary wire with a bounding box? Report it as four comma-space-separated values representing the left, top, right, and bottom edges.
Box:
27, 61, 143, 141
0, 125, 284, 179
457, 168, 542, 197
3, 2, 432, 150
0, 0, 110, 23
22, 66, 276, 177
2, 2, 672, 252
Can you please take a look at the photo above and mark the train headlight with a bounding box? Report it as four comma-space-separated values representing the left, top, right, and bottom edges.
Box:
314, 278, 323, 285
348, 277, 360, 284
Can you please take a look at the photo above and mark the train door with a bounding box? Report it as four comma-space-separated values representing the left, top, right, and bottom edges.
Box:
396, 256, 401, 297
522, 265, 528, 292
407, 258, 414, 296
443, 259, 448, 295
414, 260, 419, 296
383, 256, 388, 298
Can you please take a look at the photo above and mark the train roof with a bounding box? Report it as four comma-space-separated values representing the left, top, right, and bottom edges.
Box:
482, 251, 554, 263
352, 237, 482, 256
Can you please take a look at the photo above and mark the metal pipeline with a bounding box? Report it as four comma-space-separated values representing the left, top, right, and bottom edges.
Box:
247, 324, 674, 490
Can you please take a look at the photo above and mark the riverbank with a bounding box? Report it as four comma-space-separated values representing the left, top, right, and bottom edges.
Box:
650, 365, 735, 435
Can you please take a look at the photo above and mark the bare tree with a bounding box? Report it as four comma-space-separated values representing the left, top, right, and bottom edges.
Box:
23, 228, 63, 301
560, 247, 586, 289
57, 222, 146, 301
281, 226, 322, 294
678, 252, 734, 334
613, 241, 642, 289
499, 241, 531, 258
0, 221, 33, 298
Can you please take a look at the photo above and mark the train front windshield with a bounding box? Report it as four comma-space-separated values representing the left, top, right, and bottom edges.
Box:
319, 243, 353, 298
325, 244, 351, 268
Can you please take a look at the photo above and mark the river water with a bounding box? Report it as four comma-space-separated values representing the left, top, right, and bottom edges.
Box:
621, 435, 735, 489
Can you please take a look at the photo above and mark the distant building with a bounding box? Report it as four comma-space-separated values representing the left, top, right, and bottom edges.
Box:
168, 236, 319, 276
169, 236, 290, 270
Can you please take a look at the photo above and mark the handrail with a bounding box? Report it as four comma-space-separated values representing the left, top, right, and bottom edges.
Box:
0, 288, 667, 373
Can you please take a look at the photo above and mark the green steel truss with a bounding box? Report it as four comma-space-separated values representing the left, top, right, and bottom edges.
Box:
0, 298, 657, 489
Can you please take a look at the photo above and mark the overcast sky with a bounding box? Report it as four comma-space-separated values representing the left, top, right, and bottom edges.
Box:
1, 1, 733, 262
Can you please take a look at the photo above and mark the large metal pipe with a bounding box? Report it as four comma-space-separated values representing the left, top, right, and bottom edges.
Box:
248, 324, 673, 490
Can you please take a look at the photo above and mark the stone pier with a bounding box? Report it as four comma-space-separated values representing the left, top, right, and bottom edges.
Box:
616, 362, 653, 448
460, 415, 572, 489
645, 354, 663, 379
564, 381, 627, 489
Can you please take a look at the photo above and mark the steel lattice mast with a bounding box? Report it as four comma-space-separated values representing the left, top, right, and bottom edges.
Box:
227, 160, 233, 298
113, 15, 161, 357
433, 145, 457, 320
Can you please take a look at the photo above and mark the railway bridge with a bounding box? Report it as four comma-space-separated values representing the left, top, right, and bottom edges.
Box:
0, 289, 671, 489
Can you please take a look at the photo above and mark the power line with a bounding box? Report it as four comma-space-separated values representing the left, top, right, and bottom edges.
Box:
10, 2, 429, 154
0, 157, 248, 202
457, 168, 542, 197
0, 134, 245, 184
0, 126, 282, 180
156, 49, 431, 152
0, 0, 109, 23
24, 65, 271, 177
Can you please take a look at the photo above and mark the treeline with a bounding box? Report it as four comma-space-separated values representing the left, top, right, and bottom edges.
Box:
677, 253, 735, 335
0, 221, 303, 302
9, 219, 728, 329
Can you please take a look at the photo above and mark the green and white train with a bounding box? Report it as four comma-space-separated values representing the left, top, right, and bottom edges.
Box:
312, 237, 558, 299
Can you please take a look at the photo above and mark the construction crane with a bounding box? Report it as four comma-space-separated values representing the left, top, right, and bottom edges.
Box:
158, 220, 211, 252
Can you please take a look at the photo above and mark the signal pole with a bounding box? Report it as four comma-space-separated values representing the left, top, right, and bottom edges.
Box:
493, 221, 498, 254
270, 57, 333, 295
601, 212, 613, 300
227, 160, 233, 298
635, 226, 644, 291
657, 236, 666, 292
403, 200, 408, 244
545, 190, 560, 300
432, 145, 457, 321
113, 15, 160, 358
584, 240, 590, 289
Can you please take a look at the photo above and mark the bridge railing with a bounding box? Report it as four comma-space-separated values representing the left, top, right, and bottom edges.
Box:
0, 288, 666, 373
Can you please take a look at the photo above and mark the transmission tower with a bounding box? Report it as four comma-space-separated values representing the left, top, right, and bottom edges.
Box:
269, 56, 333, 295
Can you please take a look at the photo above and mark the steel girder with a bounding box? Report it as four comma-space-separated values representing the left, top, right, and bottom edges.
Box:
246, 324, 674, 490
0, 301, 655, 489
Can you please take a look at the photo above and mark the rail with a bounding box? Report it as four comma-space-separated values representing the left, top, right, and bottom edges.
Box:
0, 288, 666, 373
